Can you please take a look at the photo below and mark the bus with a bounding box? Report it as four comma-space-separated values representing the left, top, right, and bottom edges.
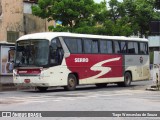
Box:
13, 32, 150, 91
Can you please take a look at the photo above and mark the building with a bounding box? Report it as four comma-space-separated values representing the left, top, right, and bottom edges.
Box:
148, 36, 160, 51
0, 0, 54, 43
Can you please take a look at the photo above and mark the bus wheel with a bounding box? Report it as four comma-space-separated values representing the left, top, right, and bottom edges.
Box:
118, 72, 132, 87
36, 87, 48, 92
64, 74, 77, 91
95, 83, 107, 88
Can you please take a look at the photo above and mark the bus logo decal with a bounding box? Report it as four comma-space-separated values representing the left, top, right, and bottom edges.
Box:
90, 57, 121, 79
140, 56, 143, 63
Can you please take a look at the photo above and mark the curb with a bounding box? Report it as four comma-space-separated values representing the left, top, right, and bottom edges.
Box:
146, 85, 160, 91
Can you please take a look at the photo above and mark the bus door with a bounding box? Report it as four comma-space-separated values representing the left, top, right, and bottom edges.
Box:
50, 38, 64, 65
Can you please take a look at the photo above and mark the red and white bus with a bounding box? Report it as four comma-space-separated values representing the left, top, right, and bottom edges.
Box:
13, 32, 150, 91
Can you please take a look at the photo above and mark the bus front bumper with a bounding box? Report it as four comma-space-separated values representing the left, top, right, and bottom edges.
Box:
14, 83, 50, 87
13, 76, 50, 87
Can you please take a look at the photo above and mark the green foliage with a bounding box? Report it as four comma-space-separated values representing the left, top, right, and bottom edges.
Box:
32, 0, 96, 27
48, 25, 69, 32
149, 51, 154, 64
32, 0, 160, 37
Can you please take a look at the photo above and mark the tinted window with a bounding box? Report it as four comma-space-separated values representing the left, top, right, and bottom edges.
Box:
140, 42, 148, 54
77, 39, 82, 53
64, 37, 82, 53
128, 42, 138, 54
133, 42, 138, 54
100, 40, 107, 53
84, 39, 92, 53
114, 41, 121, 53
15, 39, 49, 67
83, 39, 99, 53
120, 41, 127, 53
107, 41, 113, 53
92, 40, 98, 53
100, 40, 113, 54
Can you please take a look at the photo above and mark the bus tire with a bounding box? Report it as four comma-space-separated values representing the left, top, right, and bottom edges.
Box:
64, 74, 77, 91
118, 72, 132, 87
95, 83, 107, 88
36, 87, 48, 92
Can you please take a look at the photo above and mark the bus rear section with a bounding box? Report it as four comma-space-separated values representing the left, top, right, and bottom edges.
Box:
13, 32, 150, 91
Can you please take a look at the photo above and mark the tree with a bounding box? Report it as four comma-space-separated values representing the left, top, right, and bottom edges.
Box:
122, 0, 157, 37
32, 0, 97, 31
155, 0, 160, 9
32, 0, 160, 37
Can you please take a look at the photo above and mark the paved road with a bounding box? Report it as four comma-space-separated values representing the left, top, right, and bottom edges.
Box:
0, 80, 160, 120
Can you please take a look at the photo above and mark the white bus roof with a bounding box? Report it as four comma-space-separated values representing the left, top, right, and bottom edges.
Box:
17, 32, 148, 42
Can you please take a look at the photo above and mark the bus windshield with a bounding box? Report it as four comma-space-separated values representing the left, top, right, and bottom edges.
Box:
14, 39, 49, 67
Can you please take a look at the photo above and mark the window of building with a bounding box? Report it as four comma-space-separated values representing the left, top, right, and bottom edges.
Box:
7, 31, 19, 43
23, 0, 38, 3
0, 0, 2, 17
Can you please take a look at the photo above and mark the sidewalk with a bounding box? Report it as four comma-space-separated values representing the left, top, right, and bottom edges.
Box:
146, 68, 160, 91
0, 76, 17, 91
0, 83, 17, 91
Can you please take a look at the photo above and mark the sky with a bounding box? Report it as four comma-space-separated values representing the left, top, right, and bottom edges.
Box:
94, 0, 123, 3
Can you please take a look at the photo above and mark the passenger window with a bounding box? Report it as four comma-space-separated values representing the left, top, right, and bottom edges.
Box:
114, 41, 121, 53
140, 42, 148, 54
133, 42, 138, 54
100, 40, 113, 54
107, 41, 113, 53
92, 40, 98, 53
100, 40, 107, 53
127, 42, 138, 54
120, 41, 127, 53
64, 37, 82, 53
84, 39, 92, 53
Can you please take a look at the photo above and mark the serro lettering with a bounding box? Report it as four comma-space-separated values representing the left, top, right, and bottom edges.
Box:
75, 58, 89, 62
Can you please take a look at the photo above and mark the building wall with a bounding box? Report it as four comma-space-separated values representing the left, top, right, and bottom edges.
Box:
0, 0, 24, 42
148, 36, 160, 47
23, 1, 54, 34
0, 0, 54, 42
24, 14, 48, 34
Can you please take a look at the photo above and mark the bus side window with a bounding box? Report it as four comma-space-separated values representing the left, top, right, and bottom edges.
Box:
120, 41, 127, 53
140, 42, 148, 54
127, 42, 138, 54
50, 38, 64, 65
114, 41, 121, 53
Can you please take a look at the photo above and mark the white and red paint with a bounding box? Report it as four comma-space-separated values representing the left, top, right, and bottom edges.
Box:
65, 54, 123, 80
